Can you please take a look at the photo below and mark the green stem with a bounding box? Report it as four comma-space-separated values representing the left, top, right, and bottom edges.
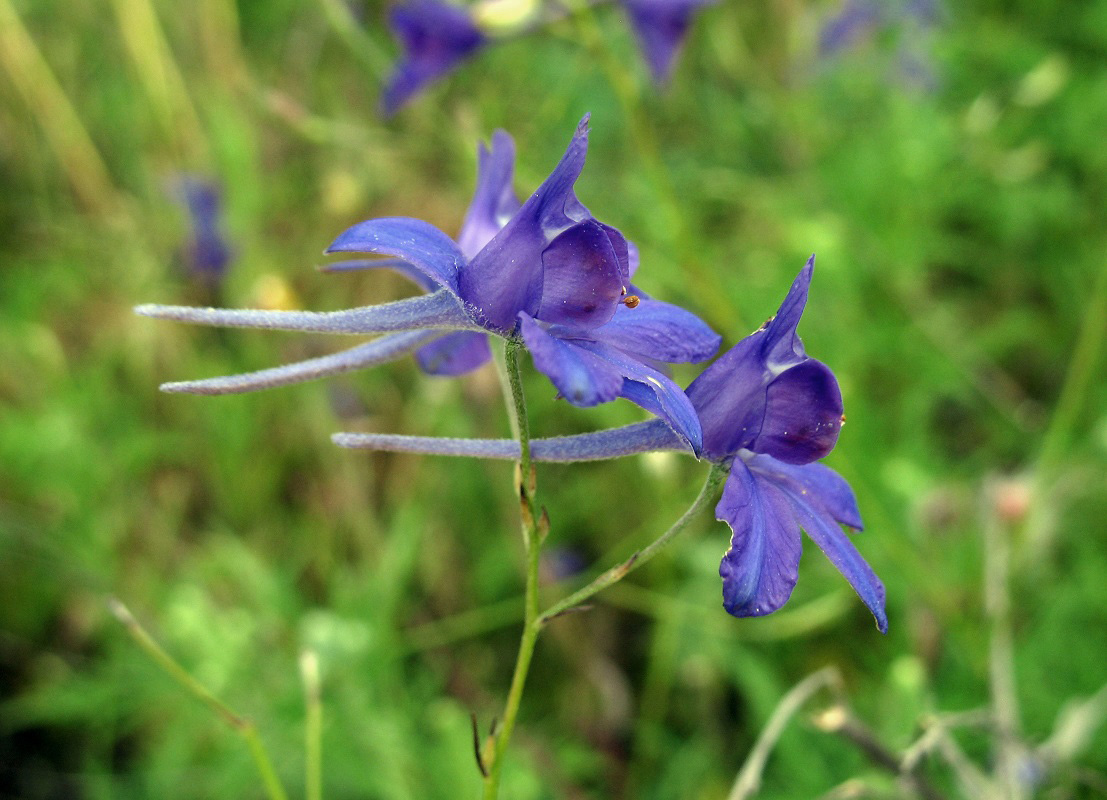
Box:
300, 650, 323, 800
1035, 262, 1107, 481
538, 462, 729, 626
1025, 261, 1107, 559
107, 598, 290, 800
482, 339, 544, 799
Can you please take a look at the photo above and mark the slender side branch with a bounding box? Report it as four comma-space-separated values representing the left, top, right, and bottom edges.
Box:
729, 667, 844, 800
538, 461, 729, 626
107, 598, 289, 800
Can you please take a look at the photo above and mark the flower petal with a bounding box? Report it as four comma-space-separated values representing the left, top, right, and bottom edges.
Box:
685, 256, 834, 461
747, 455, 863, 531
537, 220, 627, 329
762, 254, 815, 370
518, 313, 624, 405
747, 455, 886, 632
135, 289, 477, 334
326, 217, 465, 296
751, 358, 843, 464
576, 342, 703, 454
592, 297, 721, 364
320, 258, 439, 292
457, 130, 520, 259
415, 331, 492, 375
685, 334, 770, 460
460, 115, 595, 332
784, 501, 887, 633
160, 331, 437, 395
717, 462, 802, 618
380, 0, 486, 116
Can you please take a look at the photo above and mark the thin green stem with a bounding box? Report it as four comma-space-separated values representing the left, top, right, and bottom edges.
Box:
300, 650, 323, 800
317, 0, 392, 76
482, 338, 544, 800
538, 461, 729, 626
1035, 262, 1107, 482
107, 598, 289, 800
504, 339, 535, 490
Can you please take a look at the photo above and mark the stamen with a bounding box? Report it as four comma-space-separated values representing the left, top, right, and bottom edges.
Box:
621, 295, 640, 309
839, 414, 847, 426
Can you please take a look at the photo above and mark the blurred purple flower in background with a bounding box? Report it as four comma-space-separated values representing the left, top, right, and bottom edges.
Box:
138, 117, 720, 452
380, 0, 718, 113
169, 176, 232, 289
621, 0, 714, 83
817, 0, 883, 56
816, 0, 941, 89
381, 0, 488, 115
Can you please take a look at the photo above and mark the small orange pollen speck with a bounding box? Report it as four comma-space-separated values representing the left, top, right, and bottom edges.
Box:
622, 295, 640, 309
839, 414, 847, 426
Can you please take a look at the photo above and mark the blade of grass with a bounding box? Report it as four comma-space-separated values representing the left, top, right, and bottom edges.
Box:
0, 0, 118, 213
108, 597, 289, 800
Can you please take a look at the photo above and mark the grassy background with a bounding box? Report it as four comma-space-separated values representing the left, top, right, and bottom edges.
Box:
2, 0, 1106, 797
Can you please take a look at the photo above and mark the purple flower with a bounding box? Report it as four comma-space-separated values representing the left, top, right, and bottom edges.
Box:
621, 0, 714, 83
136, 117, 721, 452
381, 0, 488, 116
170, 176, 232, 288
678, 259, 884, 630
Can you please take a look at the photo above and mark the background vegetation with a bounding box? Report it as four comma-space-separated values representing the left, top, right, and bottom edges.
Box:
2, 0, 1106, 797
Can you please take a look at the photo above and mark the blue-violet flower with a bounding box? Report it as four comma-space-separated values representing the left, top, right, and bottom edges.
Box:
170, 176, 232, 288
136, 116, 721, 452
674, 258, 885, 630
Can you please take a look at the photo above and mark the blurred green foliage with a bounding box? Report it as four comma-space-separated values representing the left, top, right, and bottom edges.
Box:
1, 0, 1106, 797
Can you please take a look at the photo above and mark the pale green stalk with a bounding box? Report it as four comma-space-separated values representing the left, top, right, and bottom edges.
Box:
317, 0, 392, 75
107, 598, 289, 800
300, 650, 323, 800
482, 338, 544, 799
482, 345, 727, 798
1034, 261, 1107, 482
729, 667, 843, 800
109, 0, 208, 162
0, 0, 118, 213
